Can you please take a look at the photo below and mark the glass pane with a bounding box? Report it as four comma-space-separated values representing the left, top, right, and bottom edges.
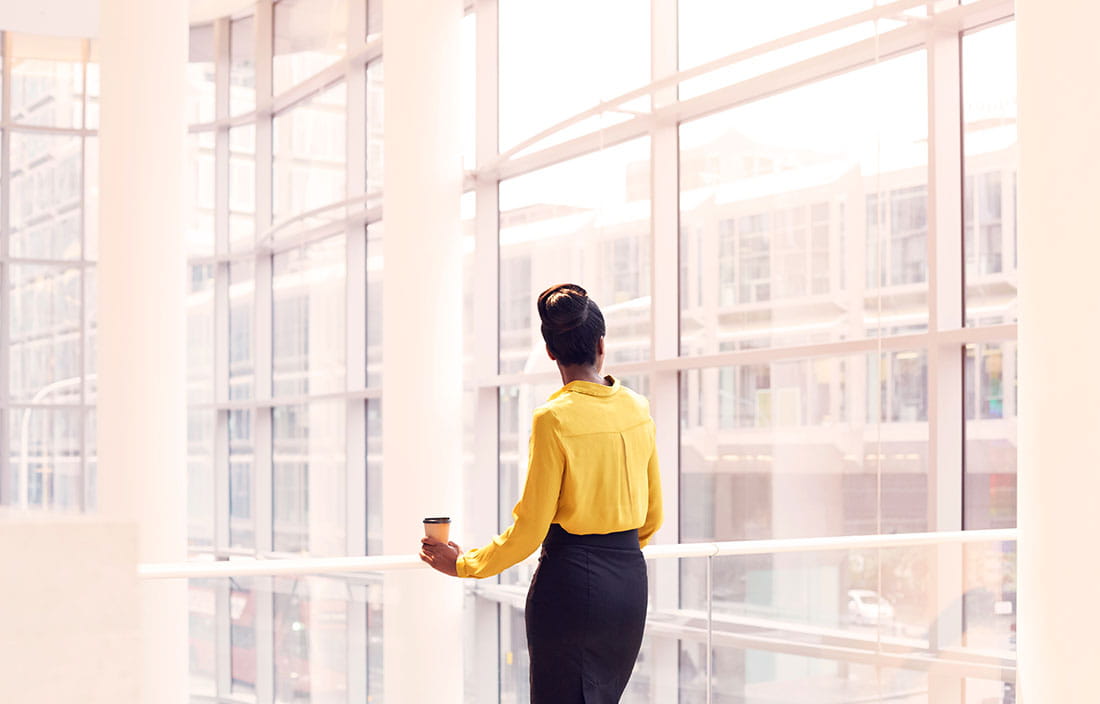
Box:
498, 0, 649, 153
230, 578, 257, 695
498, 137, 652, 375
10, 132, 82, 259
678, 1, 888, 100
188, 24, 216, 124
365, 60, 384, 195
85, 43, 99, 129
968, 677, 1018, 704
461, 14, 475, 171
365, 224, 383, 388
499, 603, 530, 701
272, 83, 347, 226
230, 409, 254, 549
366, 0, 382, 41
461, 193, 475, 382
272, 401, 347, 554
188, 410, 215, 548
84, 136, 99, 259
84, 268, 97, 403
186, 131, 216, 258
10, 33, 85, 128
193, 576, 379, 702
272, 235, 346, 398
965, 341, 1017, 529
187, 263, 215, 404
9, 266, 82, 403
963, 541, 1017, 654
188, 579, 217, 696
366, 401, 383, 555
680, 51, 929, 355
230, 261, 255, 400
963, 21, 1017, 326
364, 578, 384, 700
8, 408, 83, 510
273, 0, 349, 96
84, 409, 97, 510
679, 541, 1016, 702
231, 15, 257, 115
230, 125, 257, 251
273, 577, 349, 702
680, 352, 929, 544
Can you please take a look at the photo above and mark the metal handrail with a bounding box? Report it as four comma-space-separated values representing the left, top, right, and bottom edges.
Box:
138, 527, 1017, 580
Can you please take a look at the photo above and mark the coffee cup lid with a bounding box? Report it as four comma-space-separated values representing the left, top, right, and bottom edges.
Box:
423, 516, 451, 524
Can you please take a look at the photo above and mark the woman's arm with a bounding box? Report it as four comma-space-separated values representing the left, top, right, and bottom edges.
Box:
453, 406, 566, 579
637, 424, 664, 548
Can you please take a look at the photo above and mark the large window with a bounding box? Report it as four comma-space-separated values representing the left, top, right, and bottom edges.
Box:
485, 4, 1018, 703
0, 34, 98, 511
184, 2, 1018, 703
186, 3, 382, 701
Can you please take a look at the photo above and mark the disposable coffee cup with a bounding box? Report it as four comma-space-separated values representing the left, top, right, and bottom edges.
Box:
423, 516, 451, 543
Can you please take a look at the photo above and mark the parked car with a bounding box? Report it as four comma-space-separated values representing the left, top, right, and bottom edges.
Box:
847, 589, 895, 627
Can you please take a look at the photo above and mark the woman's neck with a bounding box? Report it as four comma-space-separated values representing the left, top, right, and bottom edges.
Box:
558, 365, 608, 386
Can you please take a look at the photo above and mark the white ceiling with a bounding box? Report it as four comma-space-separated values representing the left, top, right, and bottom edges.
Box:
0, 0, 99, 38
190, 0, 258, 25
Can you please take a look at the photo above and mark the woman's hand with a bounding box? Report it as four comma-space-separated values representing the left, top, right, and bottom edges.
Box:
420, 537, 462, 577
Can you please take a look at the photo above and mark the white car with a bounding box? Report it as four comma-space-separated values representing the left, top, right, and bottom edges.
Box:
847, 589, 895, 626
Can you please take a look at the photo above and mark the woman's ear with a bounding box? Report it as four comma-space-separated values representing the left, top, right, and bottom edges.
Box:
598, 336, 605, 355
546, 344, 556, 361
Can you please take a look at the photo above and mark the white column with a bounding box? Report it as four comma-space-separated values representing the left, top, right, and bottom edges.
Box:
1017, 2, 1100, 702
926, 26, 965, 703
97, 0, 188, 702
467, 1, 502, 702
382, 1, 464, 703
649, 0, 683, 698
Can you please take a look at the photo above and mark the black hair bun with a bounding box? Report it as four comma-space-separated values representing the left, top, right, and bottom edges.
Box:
537, 283, 590, 333
536, 283, 606, 366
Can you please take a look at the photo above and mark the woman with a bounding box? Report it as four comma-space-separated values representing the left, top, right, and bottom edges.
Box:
420, 283, 663, 703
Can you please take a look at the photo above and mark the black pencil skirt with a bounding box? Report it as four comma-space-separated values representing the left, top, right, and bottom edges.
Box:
525, 524, 648, 704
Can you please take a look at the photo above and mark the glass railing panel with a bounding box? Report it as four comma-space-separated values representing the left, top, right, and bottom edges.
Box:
961, 540, 1017, 654
480, 536, 1015, 703
703, 540, 1016, 702
187, 574, 383, 703
188, 578, 217, 698
182, 535, 1013, 702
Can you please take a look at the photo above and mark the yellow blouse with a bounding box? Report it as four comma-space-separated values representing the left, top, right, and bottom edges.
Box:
456, 375, 663, 579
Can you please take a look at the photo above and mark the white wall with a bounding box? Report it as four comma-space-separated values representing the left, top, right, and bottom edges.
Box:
1017, 0, 1100, 701
0, 515, 141, 703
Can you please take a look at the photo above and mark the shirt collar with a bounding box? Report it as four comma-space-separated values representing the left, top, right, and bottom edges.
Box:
550, 374, 621, 400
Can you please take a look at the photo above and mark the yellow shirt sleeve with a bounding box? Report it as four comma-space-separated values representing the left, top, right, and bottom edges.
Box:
637, 436, 663, 548
456, 407, 565, 579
